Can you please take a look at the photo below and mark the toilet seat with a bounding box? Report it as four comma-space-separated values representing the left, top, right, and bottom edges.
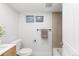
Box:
17, 48, 32, 56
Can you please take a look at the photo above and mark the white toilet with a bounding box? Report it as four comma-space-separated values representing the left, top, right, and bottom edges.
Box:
11, 39, 32, 56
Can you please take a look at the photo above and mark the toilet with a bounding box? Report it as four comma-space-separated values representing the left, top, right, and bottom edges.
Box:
11, 39, 32, 56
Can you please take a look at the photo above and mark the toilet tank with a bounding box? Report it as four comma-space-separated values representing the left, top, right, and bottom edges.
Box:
11, 39, 22, 51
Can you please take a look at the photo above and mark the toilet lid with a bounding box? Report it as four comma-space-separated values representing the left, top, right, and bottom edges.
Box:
19, 48, 32, 54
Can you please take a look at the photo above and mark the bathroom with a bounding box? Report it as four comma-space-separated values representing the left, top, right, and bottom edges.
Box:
0, 3, 62, 56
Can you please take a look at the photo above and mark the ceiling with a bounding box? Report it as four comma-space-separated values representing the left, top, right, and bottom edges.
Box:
8, 3, 62, 13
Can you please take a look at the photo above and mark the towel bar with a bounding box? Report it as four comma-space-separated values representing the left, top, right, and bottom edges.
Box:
37, 29, 51, 31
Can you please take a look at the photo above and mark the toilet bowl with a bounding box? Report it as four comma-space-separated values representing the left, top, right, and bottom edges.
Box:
11, 39, 32, 56
17, 48, 32, 56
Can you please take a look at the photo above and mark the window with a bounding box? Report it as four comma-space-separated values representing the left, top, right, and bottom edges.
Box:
36, 16, 44, 22
26, 16, 34, 23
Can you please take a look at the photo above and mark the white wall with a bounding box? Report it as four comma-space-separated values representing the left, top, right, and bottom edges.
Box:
0, 3, 53, 56
63, 4, 79, 56
19, 12, 52, 56
0, 4, 19, 43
